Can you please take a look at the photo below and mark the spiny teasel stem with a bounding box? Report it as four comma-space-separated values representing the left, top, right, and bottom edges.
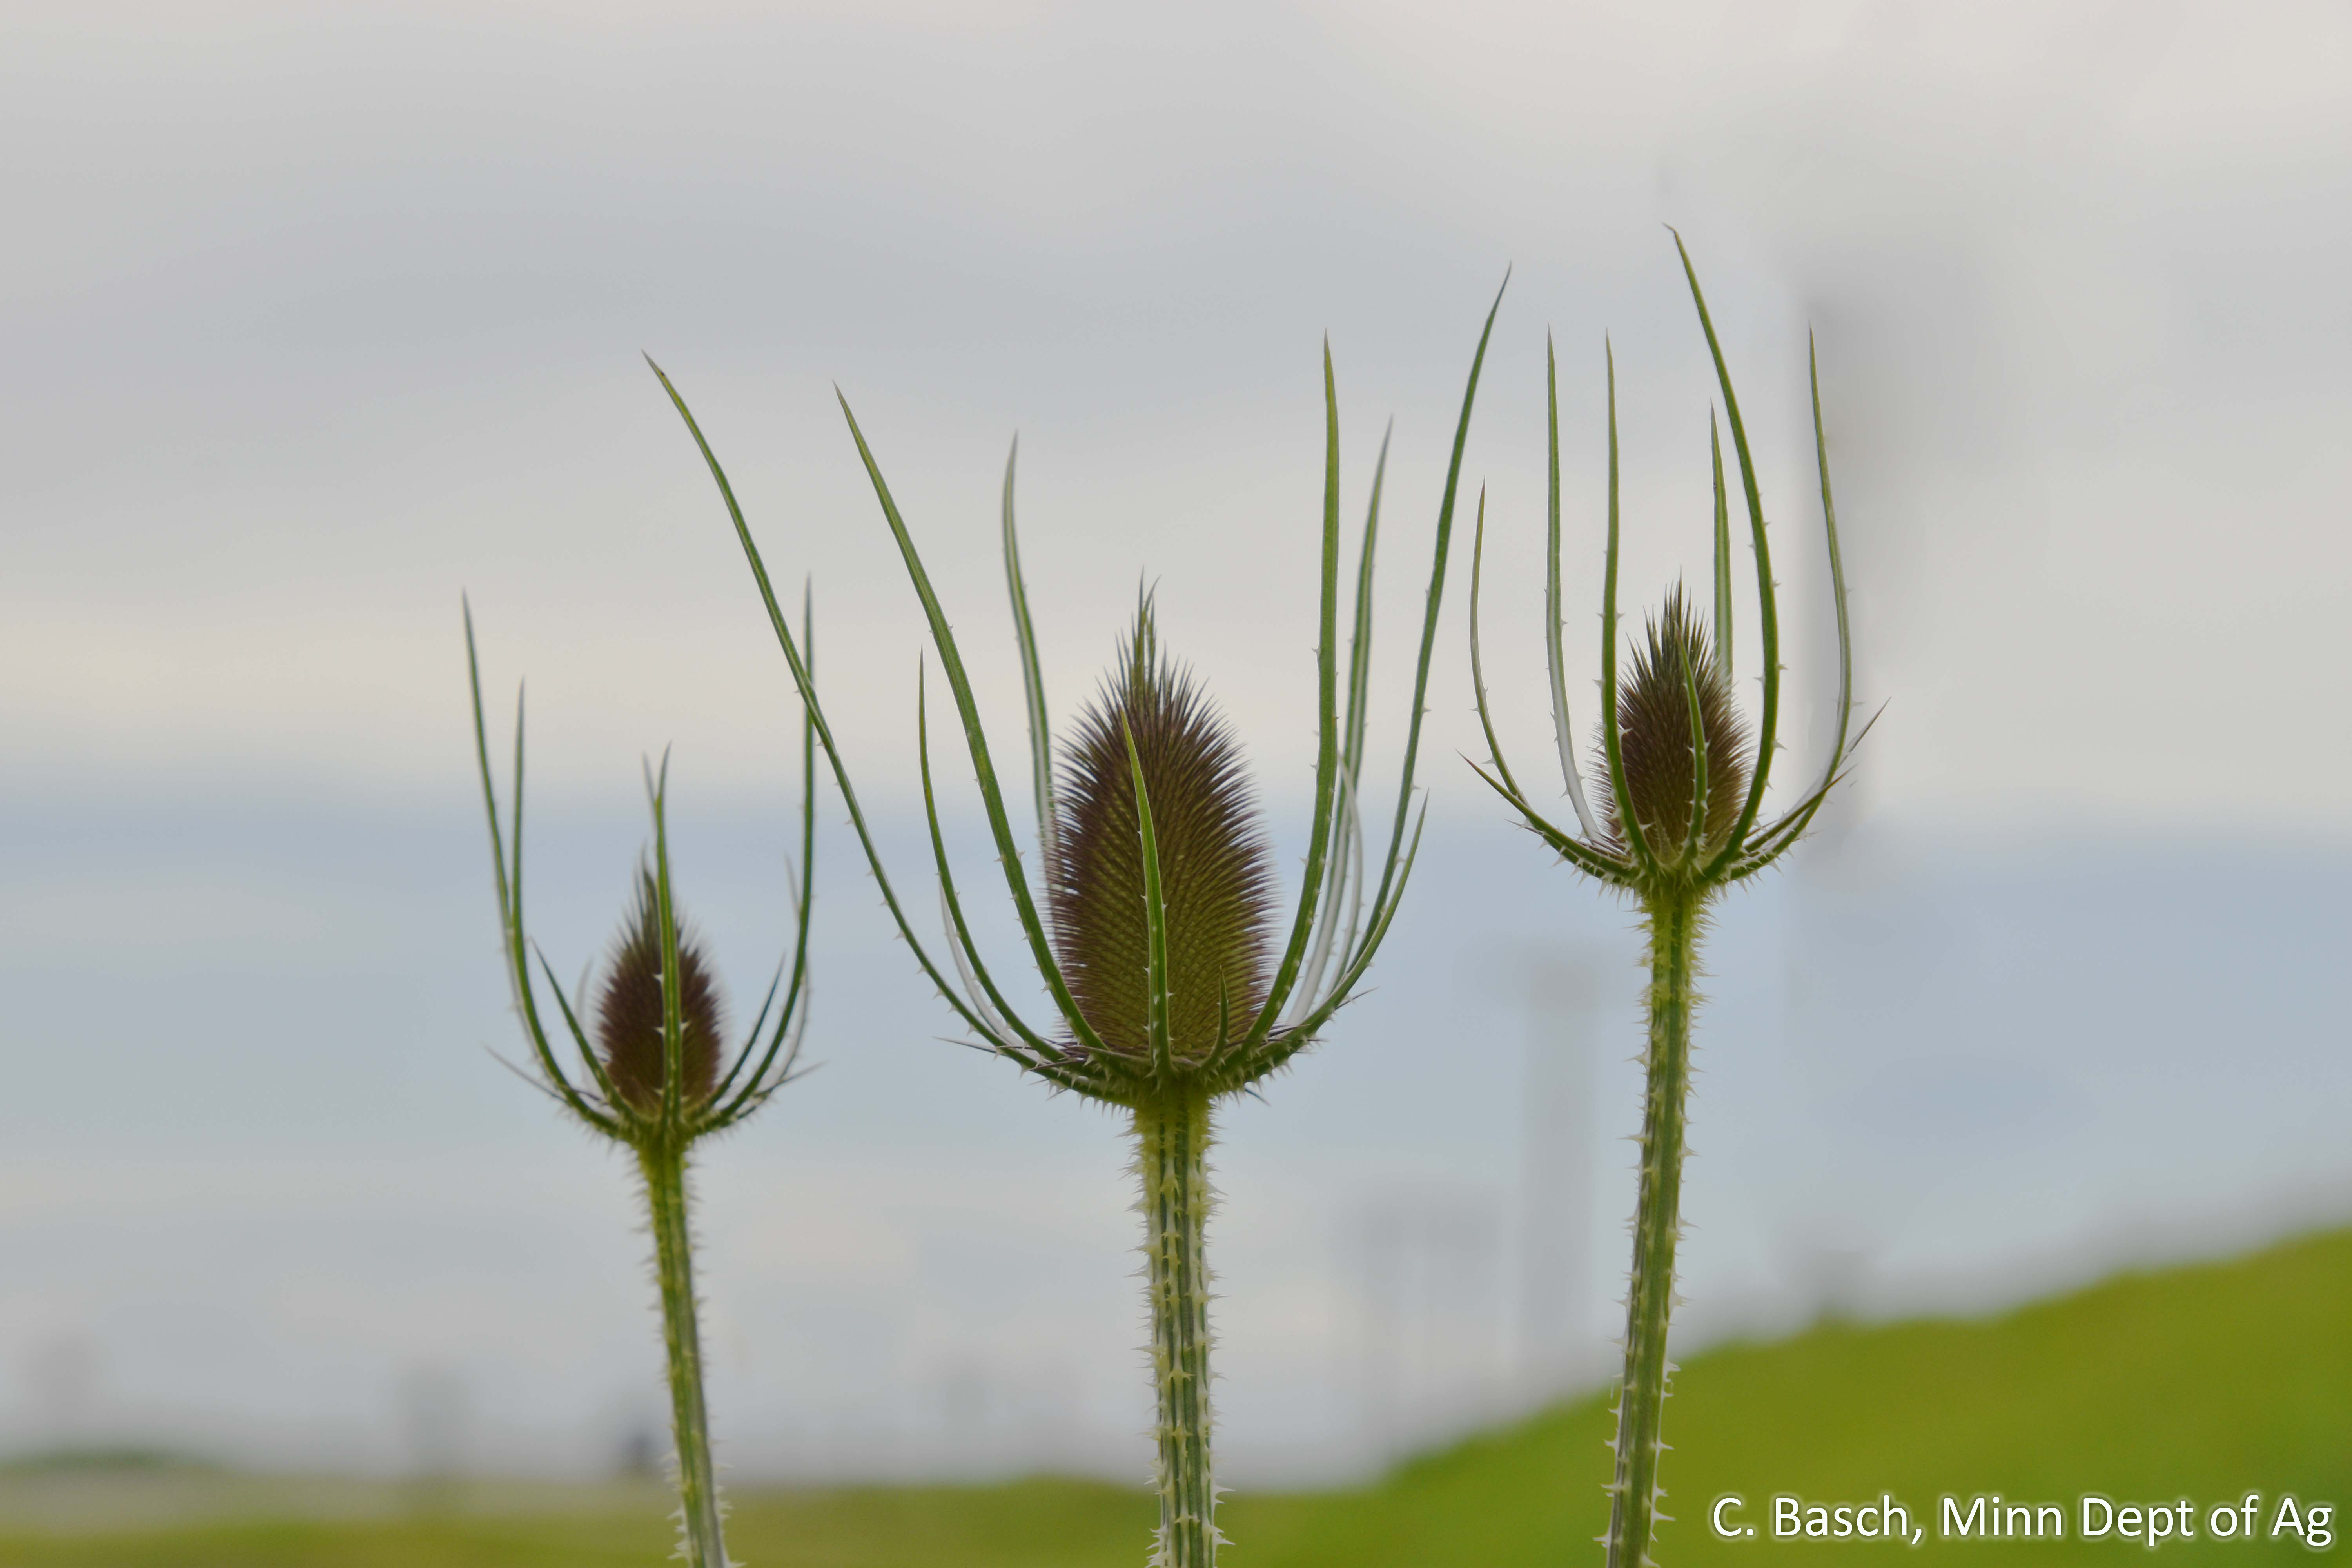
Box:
640, 1141, 728, 1567
1136, 1088, 1218, 1568
1606, 889, 1699, 1568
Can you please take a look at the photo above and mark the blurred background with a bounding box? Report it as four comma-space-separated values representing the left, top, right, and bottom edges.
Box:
2, 0, 2348, 1530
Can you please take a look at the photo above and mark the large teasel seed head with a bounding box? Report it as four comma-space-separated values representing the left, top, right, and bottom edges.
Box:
594, 867, 727, 1112
1048, 606, 1278, 1068
1602, 586, 1751, 858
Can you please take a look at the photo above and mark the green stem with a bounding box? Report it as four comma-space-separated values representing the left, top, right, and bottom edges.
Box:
1136, 1089, 1217, 1568
639, 1140, 728, 1568
1606, 889, 1700, 1568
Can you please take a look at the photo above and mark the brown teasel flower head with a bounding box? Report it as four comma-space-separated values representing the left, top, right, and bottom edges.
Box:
1049, 606, 1277, 1068
646, 280, 1512, 1110
1599, 586, 1751, 857
595, 866, 728, 1113
1468, 230, 1869, 900
465, 597, 818, 1150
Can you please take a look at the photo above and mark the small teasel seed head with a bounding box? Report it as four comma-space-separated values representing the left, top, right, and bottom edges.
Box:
1049, 603, 1277, 1069
594, 865, 727, 1113
1602, 585, 1751, 860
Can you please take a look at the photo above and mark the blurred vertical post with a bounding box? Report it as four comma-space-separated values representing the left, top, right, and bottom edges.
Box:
396, 1363, 470, 1510
1348, 1188, 1508, 1468
22, 1335, 101, 1457
1350, 1200, 1405, 1467
1517, 957, 1599, 1403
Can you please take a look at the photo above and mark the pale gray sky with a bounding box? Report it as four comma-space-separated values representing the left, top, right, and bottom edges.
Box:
6, 0, 2348, 828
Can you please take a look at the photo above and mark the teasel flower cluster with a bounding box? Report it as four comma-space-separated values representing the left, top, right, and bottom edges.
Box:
646, 286, 1501, 1567
1468, 235, 1866, 1568
463, 601, 818, 1568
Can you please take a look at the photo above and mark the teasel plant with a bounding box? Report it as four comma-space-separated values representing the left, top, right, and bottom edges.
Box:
644, 285, 1502, 1567
462, 598, 818, 1568
1467, 235, 1869, 1568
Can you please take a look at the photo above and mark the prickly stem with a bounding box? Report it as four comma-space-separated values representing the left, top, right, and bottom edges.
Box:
1136, 1089, 1218, 1568
1606, 888, 1700, 1568
639, 1140, 728, 1567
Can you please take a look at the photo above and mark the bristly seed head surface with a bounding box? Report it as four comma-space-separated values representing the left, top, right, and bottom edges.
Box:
1049, 606, 1276, 1067
1602, 586, 1751, 858
595, 867, 727, 1112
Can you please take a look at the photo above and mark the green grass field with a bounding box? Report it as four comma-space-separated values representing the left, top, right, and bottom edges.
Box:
5, 1225, 2345, 1565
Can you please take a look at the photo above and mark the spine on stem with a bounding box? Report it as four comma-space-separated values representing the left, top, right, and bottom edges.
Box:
1136, 1089, 1218, 1568
1606, 890, 1700, 1568
640, 1142, 728, 1568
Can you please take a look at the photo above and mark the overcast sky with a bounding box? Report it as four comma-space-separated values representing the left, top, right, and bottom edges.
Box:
6, 0, 2348, 829
2, 0, 2348, 1484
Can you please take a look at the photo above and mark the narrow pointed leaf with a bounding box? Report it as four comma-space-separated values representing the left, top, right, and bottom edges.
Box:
649, 360, 1057, 1060
1288, 423, 1391, 1023
1239, 341, 1346, 1047
1598, 341, 1659, 874
1667, 229, 1781, 878
1251, 800, 1432, 1076
1468, 488, 1532, 800
1463, 760, 1635, 884
833, 390, 1116, 1060
531, 945, 628, 1134
463, 605, 615, 1134
1800, 334, 1855, 806
1001, 437, 1058, 868
1349, 271, 1506, 973
713, 584, 821, 1117
916, 661, 1076, 1062
1546, 333, 1606, 842
1710, 409, 1733, 681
